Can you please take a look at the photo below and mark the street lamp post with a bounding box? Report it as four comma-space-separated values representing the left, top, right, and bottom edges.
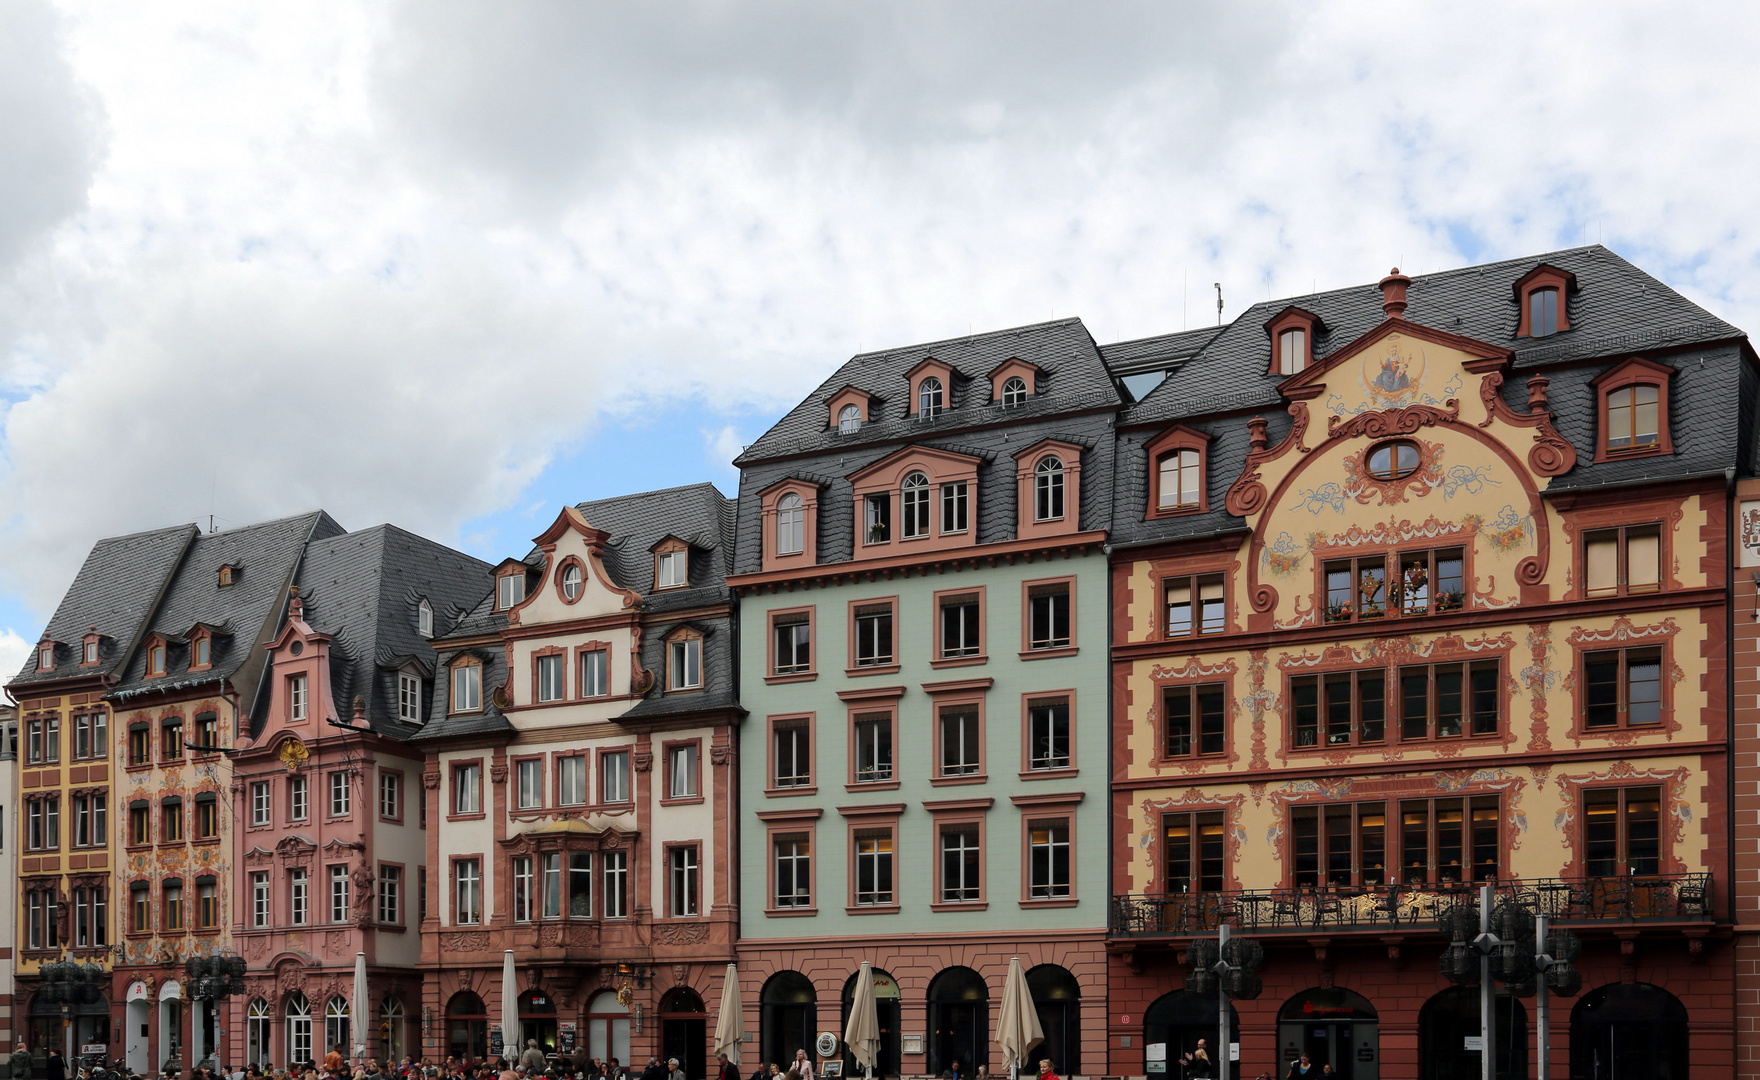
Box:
37, 962, 106, 1067
1185, 925, 1263, 1080
185, 955, 248, 1073
1439, 886, 1582, 1080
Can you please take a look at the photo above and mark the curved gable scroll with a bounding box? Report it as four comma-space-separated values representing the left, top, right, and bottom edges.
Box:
517, 506, 642, 624
1225, 402, 1312, 518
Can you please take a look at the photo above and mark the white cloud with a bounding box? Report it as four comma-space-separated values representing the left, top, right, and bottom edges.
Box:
0, 629, 29, 692
2, 0, 1759, 621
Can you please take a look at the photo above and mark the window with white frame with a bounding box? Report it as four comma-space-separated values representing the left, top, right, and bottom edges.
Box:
537, 653, 565, 703
251, 781, 271, 827
774, 834, 811, 908
417, 599, 433, 638
1034, 456, 1066, 520
289, 674, 308, 722
378, 865, 401, 924
667, 744, 699, 799
252, 872, 270, 928
658, 550, 688, 589
580, 650, 609, 697
940, 481, 968, 534
669, 846, 699, 916
1001, 376, 1028, 407
289, 775, 308, 821
455, 763, 482, 814
601, 752, 630, 803
901, 472, 931, 539
329, 864, 348, 922
455, 859, 482, 924
497, 571, 525, 611
451, 661, 482, 713
542, 852, 563, 918
776, 493, 805, 555
669, 636, 702, 690
513, 856, 534, 922
1028, 820, 1071, 899
517, 759, 543, 810
558, 756, 587, 806
329, 771, 350, 817
837, 404, 861, 434
290, 868, 308, 926
379, 772, 400, 819
774, 722, 810, 788
398, 672, 422, 723
603, 850, 628, 918
560, 563, 583, 601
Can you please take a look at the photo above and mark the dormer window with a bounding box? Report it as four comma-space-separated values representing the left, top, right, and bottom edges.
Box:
38, 644, 54, 671
918, 377, 944, 419
657, 548, 688, 589
218, 565, 236, 587
1529, 288, 1560, 337
901, 473, 931, 539
560, 562, 583, 601
148, 642, 167, 677
1158, 450, 1201, 511
1606, 386, 1658, 451
1001, 377, 1028, 407
667, 631, 704, 691
1144, 425, 1212, 518
451, 659, 483, 713
1591, 356, 1675, 462
191, 635, 211, 670
417, 599, 433, 638
1514, 263, 1576, 338
496, 571, 525, 611
776, 494, 805, 555
865, 494, 891, 545
1034, 457, 1066, 521
838, 405, 861, 434
82, 637, 100, 665
1278, 329, 1306, 375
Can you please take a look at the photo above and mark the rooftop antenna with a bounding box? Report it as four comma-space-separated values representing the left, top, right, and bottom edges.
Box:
1183, 267, 1188, 331
1214, 282, 1223, 326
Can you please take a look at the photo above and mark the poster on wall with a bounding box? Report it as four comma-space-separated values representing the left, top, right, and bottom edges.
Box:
491, 1024, 504, 1058
560, 1024, 578, 1054
1741, 501, 1760, 566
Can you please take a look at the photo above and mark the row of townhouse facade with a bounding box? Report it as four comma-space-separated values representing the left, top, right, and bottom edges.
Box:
5, 244, 1760, 1080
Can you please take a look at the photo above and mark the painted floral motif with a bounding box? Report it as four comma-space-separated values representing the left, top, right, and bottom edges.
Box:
1262, 531, 1307, 577
1294, 484, 1346, 515
1474, 505, 1533, 551
1442, 464, 1501, 498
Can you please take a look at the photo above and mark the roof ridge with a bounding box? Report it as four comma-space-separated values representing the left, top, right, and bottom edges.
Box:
848, 317, 1088, 362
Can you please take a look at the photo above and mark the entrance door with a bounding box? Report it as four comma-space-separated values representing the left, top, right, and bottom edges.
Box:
127, 998, 151, 1074
1277, 988, 1379, 1080
660, 988, 707, 1080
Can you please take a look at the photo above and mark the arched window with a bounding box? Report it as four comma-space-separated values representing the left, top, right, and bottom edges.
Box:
381, 996, 405, 1063
1035, 457, 1066, 522
247, 999, 272, 1067
325, 996, 350, 1060
901, 473, 931, 539
841, 969, 902, 1078
1158, 449, 1201, 510
1367, 440, 1420, 481
1001, 377, 1028, 407
446, 992, 487, 1060
286, 994, 312, 1068
586, 991, 631, 1066
560, 563, 583, 601
776, 493, 805, 556
918, 377, 944, 418
838, 404, 862, 434
1027, 966, 1081, 1075
1606, 384, 1660, 452
761, 972, 817, 1071
926, 967, 988, 1077
1569, 983, 1686, 1080
417, 599, 433, 638
1143, 990, 1237, 1079
1418, 987, 1525, 1080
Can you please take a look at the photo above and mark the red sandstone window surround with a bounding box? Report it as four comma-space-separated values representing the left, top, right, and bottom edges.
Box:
1144, 425, 1212, 519
767, 605, 815, 683
847, 595, 899, 676
841, 804, 903, 914
988, 358, 1041, 406
905, 358, 954, 419
766, 712, 815, 796
1513, 263, 1575, 338
1020, 576, 1076, 659
926, 797, 991, 911
1015, 793, 1081, 908
1263, 306, 1321, 375
1021, 691, 1077, 778
758, 478, 821, 571
1590, 356, 1675, 462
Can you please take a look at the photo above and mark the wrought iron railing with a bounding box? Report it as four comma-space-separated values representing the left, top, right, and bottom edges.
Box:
1109, 873, 1713, 938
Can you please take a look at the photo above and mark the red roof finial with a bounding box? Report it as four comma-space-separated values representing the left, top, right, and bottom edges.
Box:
1379, 267, 1412, 320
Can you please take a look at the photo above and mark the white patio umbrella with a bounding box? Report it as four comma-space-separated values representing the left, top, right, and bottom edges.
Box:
713, 964, 744, 1064
994, 958, 1044, 1080
353, 952, 369, 1063
502, 949, 522, 1063
843, 962, 879, 1080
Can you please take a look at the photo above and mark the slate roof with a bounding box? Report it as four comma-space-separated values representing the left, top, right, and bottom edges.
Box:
8, 523, 198, 688
410, 586, 512, 744
107, 511, 345, 702
735, 318, 1123, 465
1105, 244, 1752, 547
285, 524, 492, 740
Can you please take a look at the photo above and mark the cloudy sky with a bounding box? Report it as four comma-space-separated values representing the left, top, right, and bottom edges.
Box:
3, 0, 1758, 678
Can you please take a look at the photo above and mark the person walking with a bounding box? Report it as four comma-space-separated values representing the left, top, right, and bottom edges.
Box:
10, 1043, 33, 1080
45, 1049, 66, 1080
518, 1046, 546, 1076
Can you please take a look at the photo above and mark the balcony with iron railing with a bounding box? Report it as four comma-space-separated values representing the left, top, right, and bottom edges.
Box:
1109, 873, 1713, 940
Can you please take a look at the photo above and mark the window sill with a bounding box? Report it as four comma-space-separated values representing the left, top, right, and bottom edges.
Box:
929, 901, 988, 913
378, 922, 407, 933
125, 762, 154, 773
766, 785, 819, 798
191, 927, 222, 936
447, 812, 487, 822
1154, 753, 1233, 767
1019, 767, 1079, 782
1019, 646, 1078, 661
1286, 733, 1499, 754
765, 671, 818, 685
190, 837, 222, 847
1572, 723, 1666, 737
846, 780, 901, 792
379, 816, 405, 825
845, 663, 902, 679
930, 774, 988, 787
1019, 896, 1078, 909
765, 906, 819, 918
845, 904, 901, 916
1146, 505, 1205, 520
157, 840, 186, 849
125, 842, 152, 853
659, 796, 706, 807
930, 655, 988, 670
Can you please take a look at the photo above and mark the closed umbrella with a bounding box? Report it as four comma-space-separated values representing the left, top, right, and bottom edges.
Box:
995, 958, 1044, 1080
502, 949, 522, 1063
843, 962, 879, 1080
353, 952, 369, 1064
713, 964, 744, 1064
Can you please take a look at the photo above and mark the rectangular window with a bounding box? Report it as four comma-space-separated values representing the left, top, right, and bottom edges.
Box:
1027, 583, 1071, 651
1606, 384, 1660, 450
455, 859, 482, 924
854, 829, 895, 906
289, 675, 308, 722
558, 755, 588, 806
164, 883, 183, 931
669, 637, 703, 690
26, 717, 41, 765
773, 613, 811, 675
580, 650, 609, 697
252, 873, 270, 928
74, 888, 90, 947
380, 772, 401, 819
853, 602, 895, 667
329, 865, 349, 923
128, 724, 149, 765
1028, 821, 1071, 899
379, 866, 401, 924
197, 881, 218, 928
774, 721, 811, 788
191, 712, 217, 752
498, 572, 525, 610
941, 482, 969, 533
1398, 795, 1502, 884
939, 827, 982, 903
398, 672, 422, 723
1164, 683, 1227, 758
569, 852, 593, 917
289, 776, 308, 821
1290, 670, 1387, 748
1584, 647, 1663, 729
46, 796, 59, 848
129, 803, 149, 846
537, 653, 565, 702
160, 717, 182, 761
1165, 574, 1225, 636
853, 713, 894, 784
1292, 802, 1389, 888
455, 764, 482, 814
1394, 548, 1465, 615
513, 856, 534, 922
517, 759, 543, 809
74, 713, 91, 759
194, 796, 215, 839
1398, 661, 1500, 740
1584, 525, 1662, 598
774, 834, 811, 908
658, 550, 688, 588
902, 479, 931, 539
1324, 556, 1389, 623
161, 799, 183, 843
74, 794, 91, 848
44, 715, 59, 763
1164, 810, 1226, 893
1027, 698, 1070, 771
939, 592, 982, 658
938, 706, 982, 777
669, 847, 699, 917
864, 493, 891, 544
1584, 786, 1662, 877
131, 886, 150, 934
603, 851, 628, 918
667, 744, 699, 799
542, 852, 563, 918
452, 663, 483, 712
329, 770, 350, 816
290, 869, 308, 926
601, 752, 630, 803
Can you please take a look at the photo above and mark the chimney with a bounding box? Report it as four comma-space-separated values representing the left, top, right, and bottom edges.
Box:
1379, 268, 1412, 320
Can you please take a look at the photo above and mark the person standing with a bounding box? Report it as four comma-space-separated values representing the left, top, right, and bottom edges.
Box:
789, 1054, 811, 1080
10, 1043, 33, 1080
714, 1057, 739, 1080
45, 1049, 66, 1080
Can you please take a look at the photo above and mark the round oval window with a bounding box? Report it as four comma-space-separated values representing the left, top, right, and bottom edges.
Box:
1367, 439, 1420, 480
